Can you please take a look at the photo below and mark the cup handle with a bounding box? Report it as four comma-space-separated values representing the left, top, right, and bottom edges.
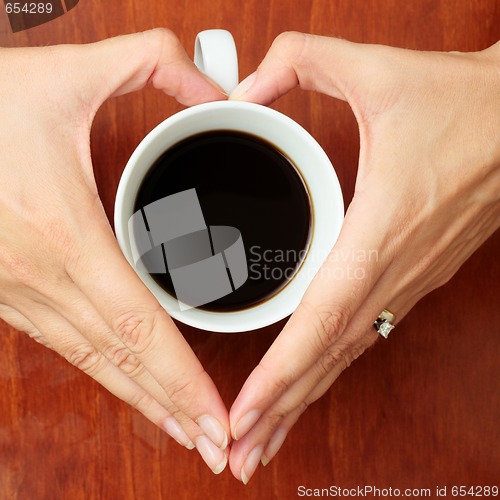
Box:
194, 30, 239, 95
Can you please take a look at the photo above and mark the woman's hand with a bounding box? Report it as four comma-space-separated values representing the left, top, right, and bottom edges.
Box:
228, 33, 500, 483
0, 29, 231, 474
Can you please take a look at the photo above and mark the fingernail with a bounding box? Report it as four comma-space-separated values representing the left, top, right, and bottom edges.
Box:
163, 417, 194, 450
195, 435, 228, 474
197, 415, 228, 450
230, 72, 256, 100
261, 428, 288, 466
241, 444, 264, 485
232, 409, 261, 440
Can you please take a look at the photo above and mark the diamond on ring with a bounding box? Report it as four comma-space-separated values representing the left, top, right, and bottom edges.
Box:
374, 309, 396, 339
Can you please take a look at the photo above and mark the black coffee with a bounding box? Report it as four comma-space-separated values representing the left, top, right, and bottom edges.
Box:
134, 130, 311, 312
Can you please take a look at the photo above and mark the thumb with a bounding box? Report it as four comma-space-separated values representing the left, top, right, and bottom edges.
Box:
70, 28, 226, 109
229, 31, 371, 105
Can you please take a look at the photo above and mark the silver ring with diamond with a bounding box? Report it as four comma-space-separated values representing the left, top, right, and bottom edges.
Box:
374, 309, 396, 339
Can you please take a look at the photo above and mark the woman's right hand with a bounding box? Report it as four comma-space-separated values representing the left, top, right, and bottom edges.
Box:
0, 29, 230, 474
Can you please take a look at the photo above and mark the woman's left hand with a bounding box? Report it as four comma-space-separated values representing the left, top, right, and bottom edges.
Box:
226, 33, 500, 483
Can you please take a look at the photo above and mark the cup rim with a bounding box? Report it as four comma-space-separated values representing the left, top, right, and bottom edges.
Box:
114, 101, 343, 332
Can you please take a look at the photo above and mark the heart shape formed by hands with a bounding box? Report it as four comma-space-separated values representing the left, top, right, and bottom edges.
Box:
0, 30, 498, 485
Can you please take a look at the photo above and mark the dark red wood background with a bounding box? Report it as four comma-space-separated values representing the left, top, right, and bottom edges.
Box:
1, 1, 499, 499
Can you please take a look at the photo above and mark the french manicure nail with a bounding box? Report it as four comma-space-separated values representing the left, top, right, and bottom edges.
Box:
230, 72, 256, 100
197, 415, 228, 450
241, 444, 264, 485
163, 417, 194, 450
261, 428, 288, 466
233, 409, 261, 440
195, 435, 228, 475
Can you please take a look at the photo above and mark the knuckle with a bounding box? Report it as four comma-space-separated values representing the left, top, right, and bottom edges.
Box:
265, 399, 310, 433
271, 31, 311, 78
1, 252, 41, 288
166, 406, 187, 424
403, 253, 436, 286
318, 309, 350, 344
103, 344, 144, 377
113, 307, 162, 354
294, 400, 310, 419
422, 266, 455, 294
66, 344, 102, 375
271, 377, 290, 396
265, 408, 289, 432
25, 329, 52, 349
151, 27, 177, 43
318, 343, 346, 375
164, 376, 197, 406
297, 301, 350, 351
319, 337, 369, 376
143, 28, 180, 55
0, 226, 73, 291
257, 362, 291, 397
340, 341, 369, 370
128, 391, 156, 414
272, 31, 307, 55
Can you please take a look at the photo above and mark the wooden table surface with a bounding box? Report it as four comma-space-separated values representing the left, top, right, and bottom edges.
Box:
1, 1, 499, 499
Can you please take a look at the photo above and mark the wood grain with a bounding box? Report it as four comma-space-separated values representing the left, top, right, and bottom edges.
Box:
0, 1, 499, 498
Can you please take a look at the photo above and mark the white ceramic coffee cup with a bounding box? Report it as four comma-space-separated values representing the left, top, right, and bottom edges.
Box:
114, 30, 344, 333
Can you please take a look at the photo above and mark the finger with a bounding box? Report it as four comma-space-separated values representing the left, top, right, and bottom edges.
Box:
229, 196, 392, 441
44, 283, 189, 417
230, 347, 355, 483
229, 241, 439, 479
230, 332, 370, 484
73, 28, 227, 108
17, 286, 229, 472
0, 303, 50, 347
48, 282, 164, 392
230, 32, 373, 104
50, 280, 232, 461
13, 299, 196, 449
65, 215, 230, 470
257, 357, 352, 468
